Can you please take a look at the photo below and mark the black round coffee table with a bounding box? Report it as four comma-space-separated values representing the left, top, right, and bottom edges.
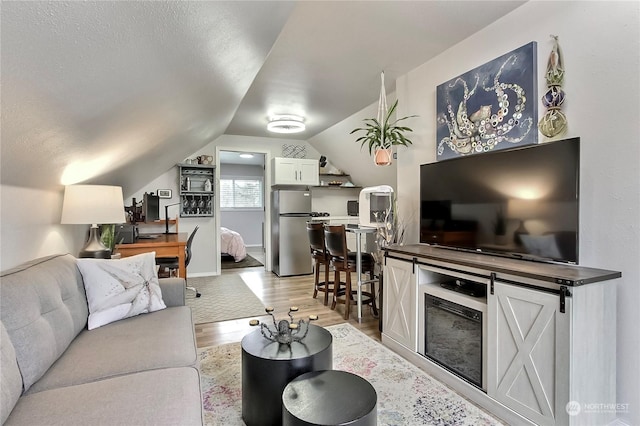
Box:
282, 370, 377, 425
241, 324, 332, 426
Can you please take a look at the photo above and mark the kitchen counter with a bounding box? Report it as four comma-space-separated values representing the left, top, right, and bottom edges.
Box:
308, 215, 358, 222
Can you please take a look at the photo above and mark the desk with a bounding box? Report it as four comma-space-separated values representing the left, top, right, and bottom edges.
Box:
345, 224, 377, 321
116, 233, 188, 278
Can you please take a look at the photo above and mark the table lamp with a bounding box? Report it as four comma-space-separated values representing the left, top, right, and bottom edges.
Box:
61, 185, 126, 258
507, 198, 544, 245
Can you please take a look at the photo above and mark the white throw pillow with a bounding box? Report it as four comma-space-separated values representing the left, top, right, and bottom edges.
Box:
76, 252, 166, 330
520, 234, 563, 259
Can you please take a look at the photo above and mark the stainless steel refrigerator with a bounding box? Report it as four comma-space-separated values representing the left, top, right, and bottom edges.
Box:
272, 190, 313, 277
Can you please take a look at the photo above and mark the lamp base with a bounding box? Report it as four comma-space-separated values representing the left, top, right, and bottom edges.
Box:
78, 226, 112, 259
514, 220, 529, 246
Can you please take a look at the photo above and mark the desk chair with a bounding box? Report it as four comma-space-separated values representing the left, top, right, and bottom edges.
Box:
323, 224, 377, 320
306, 222, 333, 305
156, 226, 201, 298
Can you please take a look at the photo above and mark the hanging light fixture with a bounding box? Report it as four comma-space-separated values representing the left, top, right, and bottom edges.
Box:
267, 115, 306, 134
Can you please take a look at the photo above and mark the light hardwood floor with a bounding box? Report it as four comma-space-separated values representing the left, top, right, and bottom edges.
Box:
194, 266, 382, 348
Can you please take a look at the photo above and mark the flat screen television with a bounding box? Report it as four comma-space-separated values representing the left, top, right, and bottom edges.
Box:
420, 137, 579, 264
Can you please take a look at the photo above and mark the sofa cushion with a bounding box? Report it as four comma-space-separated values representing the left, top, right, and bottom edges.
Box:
5, 367, 203, 426
1, 323, 22, 425
27, 306, 197, 394
159, 277, 186, 307
76, 252, 166, 330
0, 254, 89, 392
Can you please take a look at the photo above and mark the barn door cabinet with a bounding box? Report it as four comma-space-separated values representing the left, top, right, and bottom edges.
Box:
272, 157, 319, 186
381, 244, 621, 426
381, 257, 417, 351
488, 278, 616, 426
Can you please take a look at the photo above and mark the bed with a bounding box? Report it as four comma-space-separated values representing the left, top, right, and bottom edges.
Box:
220, 227, 247, 262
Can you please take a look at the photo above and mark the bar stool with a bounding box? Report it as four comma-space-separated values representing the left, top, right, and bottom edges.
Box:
323, 224, 377, 320
306, 222, 333, 305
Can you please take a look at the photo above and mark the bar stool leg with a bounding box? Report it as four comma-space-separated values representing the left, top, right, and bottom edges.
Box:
323, 262, 330, 306
369, 276, 378, 316
331, 267, 340, 310
344, 271, 351, 320
312, 261, 320, 299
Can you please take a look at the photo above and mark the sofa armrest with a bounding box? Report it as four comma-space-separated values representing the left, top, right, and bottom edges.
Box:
159, 278, 186, 307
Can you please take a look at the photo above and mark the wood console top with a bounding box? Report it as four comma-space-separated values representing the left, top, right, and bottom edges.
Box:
384, 244, 621, 286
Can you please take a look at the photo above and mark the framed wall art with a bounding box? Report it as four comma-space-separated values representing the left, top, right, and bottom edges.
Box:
436, 42, 538, 161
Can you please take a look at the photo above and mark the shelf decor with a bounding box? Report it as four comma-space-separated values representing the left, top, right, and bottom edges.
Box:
436, 42, 538, 160
350, 71, 416, 166
538, 35, 567, 138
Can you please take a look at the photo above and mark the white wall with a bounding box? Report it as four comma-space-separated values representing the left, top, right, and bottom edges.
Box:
394, 2, 639, 424
0, 185, 85, 269
308, 97, 399, 190
219, 163, 265, 247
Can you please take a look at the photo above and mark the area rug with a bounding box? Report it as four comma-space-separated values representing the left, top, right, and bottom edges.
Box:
221, 254, 263, 269
198, 323, 505, 426
185, 275, 265, 324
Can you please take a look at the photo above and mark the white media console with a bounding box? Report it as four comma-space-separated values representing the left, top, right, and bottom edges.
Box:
382, 244, 621, 426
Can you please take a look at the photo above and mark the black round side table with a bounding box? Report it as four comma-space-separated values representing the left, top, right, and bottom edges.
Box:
282, 370, 377, 426
241, 324, 333, 426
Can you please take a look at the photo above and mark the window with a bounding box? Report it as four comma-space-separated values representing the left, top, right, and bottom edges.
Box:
220, 177, 263, 209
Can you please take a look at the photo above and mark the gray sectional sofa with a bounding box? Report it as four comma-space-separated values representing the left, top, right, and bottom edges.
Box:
0, 254, 203, 425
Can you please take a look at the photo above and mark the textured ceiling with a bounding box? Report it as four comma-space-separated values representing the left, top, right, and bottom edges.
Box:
0, 1, 525, 194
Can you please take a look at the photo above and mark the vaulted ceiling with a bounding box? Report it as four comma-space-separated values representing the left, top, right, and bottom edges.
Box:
1, 1, 525, 194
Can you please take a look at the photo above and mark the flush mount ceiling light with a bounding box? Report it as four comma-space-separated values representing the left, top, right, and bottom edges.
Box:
239, 153, 254, 159
267, 115, 306, 134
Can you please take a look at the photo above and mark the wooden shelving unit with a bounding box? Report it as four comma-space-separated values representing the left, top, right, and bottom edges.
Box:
178, 163, 215, 217
313, 173, 361, 189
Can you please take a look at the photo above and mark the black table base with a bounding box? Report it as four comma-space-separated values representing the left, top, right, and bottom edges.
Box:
282, 370, 377, 426
241, 325, 332, 426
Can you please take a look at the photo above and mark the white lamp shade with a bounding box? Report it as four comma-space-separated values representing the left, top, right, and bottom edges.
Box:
61, 185, 126, 225
507, 198, 547, 220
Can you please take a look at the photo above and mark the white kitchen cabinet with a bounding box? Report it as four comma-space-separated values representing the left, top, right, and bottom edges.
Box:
382, 257, 417, 351
272, 157, 319, 186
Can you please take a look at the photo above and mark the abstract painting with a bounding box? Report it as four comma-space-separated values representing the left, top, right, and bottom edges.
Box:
436, 42, 538, 161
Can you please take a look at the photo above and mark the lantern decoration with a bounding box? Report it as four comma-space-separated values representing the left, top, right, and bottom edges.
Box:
538, 35, 567, 138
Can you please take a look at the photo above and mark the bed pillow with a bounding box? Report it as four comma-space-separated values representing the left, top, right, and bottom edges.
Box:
76, 252, 166, 330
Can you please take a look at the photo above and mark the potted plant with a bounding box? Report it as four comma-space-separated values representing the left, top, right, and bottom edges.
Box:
371, 195, 406, 269
350, 99, 417, 166
100, 224, 123, 258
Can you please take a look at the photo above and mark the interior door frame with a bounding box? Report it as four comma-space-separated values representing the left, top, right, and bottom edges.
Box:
215, 146, 271, 274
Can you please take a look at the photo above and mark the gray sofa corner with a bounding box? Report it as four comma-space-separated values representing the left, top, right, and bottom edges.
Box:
0, 253, 203, 425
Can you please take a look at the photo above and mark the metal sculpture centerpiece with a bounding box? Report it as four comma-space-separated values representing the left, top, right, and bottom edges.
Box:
249, 307, 318, 345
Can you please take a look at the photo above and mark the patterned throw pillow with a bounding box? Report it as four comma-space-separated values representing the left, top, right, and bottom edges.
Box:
76, 252, 166, 330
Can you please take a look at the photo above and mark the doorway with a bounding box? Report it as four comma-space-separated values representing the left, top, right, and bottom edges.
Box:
217, 150, 266, 270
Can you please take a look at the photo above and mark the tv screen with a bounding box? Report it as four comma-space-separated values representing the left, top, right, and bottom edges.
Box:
420, 138, 579, 264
